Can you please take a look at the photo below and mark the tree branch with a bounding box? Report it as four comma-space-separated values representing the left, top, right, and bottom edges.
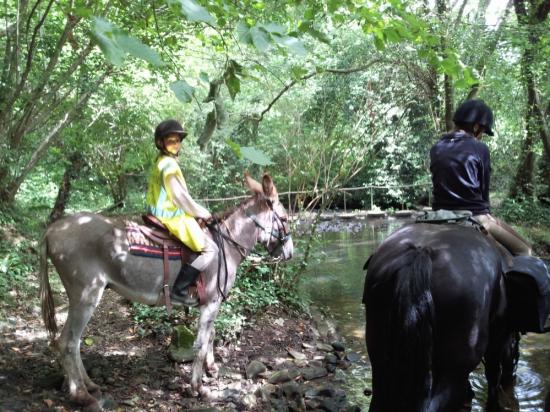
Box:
9, 0, 55, 111
6, 74, 108, 201
259, 60, 385, 122
536, 0, 550, 21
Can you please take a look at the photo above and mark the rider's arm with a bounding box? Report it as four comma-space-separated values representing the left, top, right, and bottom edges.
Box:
480, 144, 491, 205
165, 174, 212, 220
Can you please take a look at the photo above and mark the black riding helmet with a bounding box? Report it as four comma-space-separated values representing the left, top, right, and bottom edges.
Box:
452, 100, 494, 136
154, 119, 187, 150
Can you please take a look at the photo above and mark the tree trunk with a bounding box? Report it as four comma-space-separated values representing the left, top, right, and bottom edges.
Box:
48, 152, 84, 224
437, 0, 454, 133
509, 0, 550, 199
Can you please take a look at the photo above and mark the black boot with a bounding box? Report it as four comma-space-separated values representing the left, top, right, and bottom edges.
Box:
171, 263, 201, 306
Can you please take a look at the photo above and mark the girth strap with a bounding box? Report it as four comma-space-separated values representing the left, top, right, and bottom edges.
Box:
163, 241, 172, 314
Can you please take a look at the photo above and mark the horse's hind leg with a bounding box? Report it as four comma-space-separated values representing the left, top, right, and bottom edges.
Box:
57, 281, 106, 411
485, 330, 520, 412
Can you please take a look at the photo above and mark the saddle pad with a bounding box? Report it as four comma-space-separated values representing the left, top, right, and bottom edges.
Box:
415, 209, 473, 223
126, 224, 182, 260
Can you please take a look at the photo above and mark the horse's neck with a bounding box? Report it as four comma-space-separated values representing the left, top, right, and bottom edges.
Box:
223, 208, 258, 256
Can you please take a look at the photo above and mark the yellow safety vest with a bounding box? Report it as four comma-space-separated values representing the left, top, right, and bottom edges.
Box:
146, 155, 205, 252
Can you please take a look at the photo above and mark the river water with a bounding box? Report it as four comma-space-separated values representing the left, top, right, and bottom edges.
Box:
301, 217, 550, 411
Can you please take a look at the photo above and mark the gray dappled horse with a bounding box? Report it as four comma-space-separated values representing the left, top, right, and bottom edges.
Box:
363, 223, 549, 412
40, 173, 293, 411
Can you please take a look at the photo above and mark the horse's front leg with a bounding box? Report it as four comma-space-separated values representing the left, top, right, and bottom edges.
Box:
205, 329, 218, 378
191, 300, 221, 393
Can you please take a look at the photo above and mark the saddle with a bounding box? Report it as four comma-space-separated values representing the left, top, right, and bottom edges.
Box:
415, 209, 482, 229
504, 256, 550, 334
126, 215, 202, 311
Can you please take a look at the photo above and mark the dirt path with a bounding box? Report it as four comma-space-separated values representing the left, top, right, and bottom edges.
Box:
0, 288, 364, 411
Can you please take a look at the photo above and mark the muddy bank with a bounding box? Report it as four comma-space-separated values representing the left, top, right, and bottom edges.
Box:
0, 288, 366, 411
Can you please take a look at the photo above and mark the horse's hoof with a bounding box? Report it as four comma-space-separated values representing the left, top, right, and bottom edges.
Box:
89, 387, 102, 400
83, 403, 101, 412
199, 386, 214, 399
206, 364, 219, 378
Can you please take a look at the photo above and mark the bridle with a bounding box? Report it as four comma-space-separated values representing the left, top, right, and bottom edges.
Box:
244, 199, 291, 247
207, 197, 291, 300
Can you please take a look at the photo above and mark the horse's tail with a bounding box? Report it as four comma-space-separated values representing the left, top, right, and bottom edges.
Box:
39, 233, 58, 339
369, 245, 434, 411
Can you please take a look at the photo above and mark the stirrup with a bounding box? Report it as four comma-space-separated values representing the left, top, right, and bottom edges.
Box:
171, 286, 199, 307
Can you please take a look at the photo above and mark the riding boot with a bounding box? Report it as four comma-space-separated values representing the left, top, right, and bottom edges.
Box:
171, 263, 201, 306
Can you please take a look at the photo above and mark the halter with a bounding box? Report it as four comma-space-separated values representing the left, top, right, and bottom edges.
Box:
207, 198, 291, 301
244, 199, 291, 246
214, 198, 291, 257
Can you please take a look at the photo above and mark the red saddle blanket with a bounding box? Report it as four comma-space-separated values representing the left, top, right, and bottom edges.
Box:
125, 221, 200, 262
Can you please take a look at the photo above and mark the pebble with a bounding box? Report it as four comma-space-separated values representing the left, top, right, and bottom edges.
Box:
287, 348, 307, 360
245, 360, 266, 379
316, 342, 334, 352
345, 352, 361, 362
300, 366, 328, 381
268, 370, 292, 384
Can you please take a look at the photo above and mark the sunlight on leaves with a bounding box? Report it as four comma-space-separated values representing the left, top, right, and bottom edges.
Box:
170, 80, 195, 103
166, 0, 216, 25
240, 146, 273, 165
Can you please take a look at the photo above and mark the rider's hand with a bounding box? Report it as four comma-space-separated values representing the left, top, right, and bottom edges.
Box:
197, 209, 212, 221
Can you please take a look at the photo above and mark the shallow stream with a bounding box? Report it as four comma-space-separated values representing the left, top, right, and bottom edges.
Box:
301, 218, 550, 411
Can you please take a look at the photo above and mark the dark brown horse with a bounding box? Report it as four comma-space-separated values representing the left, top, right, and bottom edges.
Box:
363, 222, 549, 412
40, 173, 293, 412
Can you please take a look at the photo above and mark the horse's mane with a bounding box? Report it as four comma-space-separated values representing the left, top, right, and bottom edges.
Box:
213, 193, 268, 222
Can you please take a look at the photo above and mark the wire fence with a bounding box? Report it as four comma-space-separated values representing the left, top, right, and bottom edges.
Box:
198, 181, 433, 214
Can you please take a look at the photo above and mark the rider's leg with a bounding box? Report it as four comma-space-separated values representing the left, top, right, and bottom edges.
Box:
474, 214, 532, 256
172, 236, 218, 304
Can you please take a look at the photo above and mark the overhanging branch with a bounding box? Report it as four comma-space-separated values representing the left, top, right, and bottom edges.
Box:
258, 59, 386, 122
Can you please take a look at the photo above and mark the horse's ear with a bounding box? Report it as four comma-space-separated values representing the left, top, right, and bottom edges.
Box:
262, 174, 278, 199
244, 171, 263, 194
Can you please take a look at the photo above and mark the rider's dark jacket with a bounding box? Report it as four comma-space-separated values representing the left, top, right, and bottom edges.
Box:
430, 130, 491, 215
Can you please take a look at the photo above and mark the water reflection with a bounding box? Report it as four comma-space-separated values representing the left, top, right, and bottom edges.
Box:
301, 218, 550, 411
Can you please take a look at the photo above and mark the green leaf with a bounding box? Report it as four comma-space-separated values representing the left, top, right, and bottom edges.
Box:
307, 26, 331, 44
167, 0, 216, 25
225, 139, 242, 158
224, 73, 241, 100
170, 80, 195, 103
383, 27, 401, 43
116, 35, 165, 67
91, 17, 164, 67
250, 26, 271, 52
199, 71, 210, 83
463, 67, 478, 86
373, 36, 385, 51
236, 21, 252, 44
261, 22, 286, 34
327, 0, 340, 13
272, 34, 307, 56
240, 146, 273, 165
290, 65, 309, 80
84, 337, 94, 346
75, 7, 92, 18
91, 17, 125, 66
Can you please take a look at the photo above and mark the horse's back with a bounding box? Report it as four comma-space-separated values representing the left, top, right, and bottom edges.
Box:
46, 212, 116, 248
